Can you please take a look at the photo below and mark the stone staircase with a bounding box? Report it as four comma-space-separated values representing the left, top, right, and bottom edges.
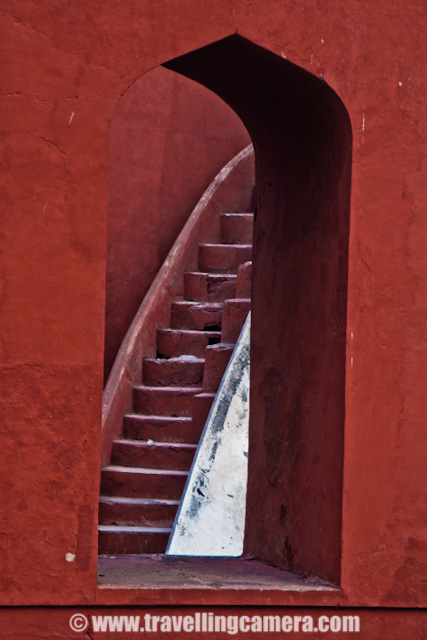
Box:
98, 212, 253, 554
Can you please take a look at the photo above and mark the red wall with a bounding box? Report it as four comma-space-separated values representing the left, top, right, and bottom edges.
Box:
105, 66, 250, 379
1, 0, 427, 616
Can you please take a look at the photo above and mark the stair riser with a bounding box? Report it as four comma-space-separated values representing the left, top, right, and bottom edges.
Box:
191, 393, 215, 435
236, 261, 252, 298
111, 442, 195, 471
143, 359, 204, 386
123, 416, 202, 444
170, 303, 223, 331
133, 388, 199, 416
221, 214, 254, 244
184, 272, 236, 302
221, 299, 251, 344
98, 531, 169, 555
157, 330, 221, 358
101, 469, 187, 499
199, 244, 253, 274
99, 501, 177, 527
203, 345, 234, 393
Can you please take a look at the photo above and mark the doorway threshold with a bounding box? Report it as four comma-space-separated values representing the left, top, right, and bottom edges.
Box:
96, 555, 344, 606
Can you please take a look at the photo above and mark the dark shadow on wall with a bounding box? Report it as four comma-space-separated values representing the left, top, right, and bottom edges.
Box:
104, 65, 250, 381
165, 34, 352, 584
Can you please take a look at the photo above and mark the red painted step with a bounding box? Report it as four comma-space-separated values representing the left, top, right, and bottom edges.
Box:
142, 356, 205, 386
184, 271, 237, 302
123, 414, 199, 444
101, 465, 188, 500
98, 526, 171, 554
133, 385, 202, 416
170, 301, 223, 331
221, 213, 254, 244
236, 261, 252, 298
199, 243, 253, 274
221, 298, 251, 344
157, 328, 221, 358
98, 496, 179, 527
111, 439, 197, 470
202, 344, 235, 393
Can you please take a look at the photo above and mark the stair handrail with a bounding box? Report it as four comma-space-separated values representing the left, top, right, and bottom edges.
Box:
101, 144, 254, 466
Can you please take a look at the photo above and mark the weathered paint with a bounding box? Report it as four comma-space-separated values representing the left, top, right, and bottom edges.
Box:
167, 314, 250, 556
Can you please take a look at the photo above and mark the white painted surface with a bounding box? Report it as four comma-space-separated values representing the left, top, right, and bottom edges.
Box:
166, 314, 250, 557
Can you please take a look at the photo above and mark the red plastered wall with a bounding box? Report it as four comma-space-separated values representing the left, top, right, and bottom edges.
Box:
1, 0, 426, 609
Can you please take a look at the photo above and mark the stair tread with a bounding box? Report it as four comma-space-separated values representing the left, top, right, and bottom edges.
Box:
133, 385, 203, 392
99, 525, 172, 533
157, 328, 222, 337
103, 465, 189, 476
172, 301, 223, 308
143, 356, 205, 364
113, 439, 197, 449
99, 496, 180, 505
199, 243, 252, 249
221, 212, 254, 216
206, 342, 235, 349
185, 271, 237, 278
125, 413, 191, 422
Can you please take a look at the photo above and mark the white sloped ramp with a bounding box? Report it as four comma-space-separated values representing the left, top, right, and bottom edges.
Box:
166, 313, 250, 556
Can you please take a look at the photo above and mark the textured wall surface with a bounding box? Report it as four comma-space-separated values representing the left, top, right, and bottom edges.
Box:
1, 0, 427, 614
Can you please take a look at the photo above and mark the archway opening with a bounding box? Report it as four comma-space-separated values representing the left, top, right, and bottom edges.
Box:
100, 34, 351, 588
165, 34, 352, 584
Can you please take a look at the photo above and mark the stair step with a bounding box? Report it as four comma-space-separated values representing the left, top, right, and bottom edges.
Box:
111, 439, 197, 470
142, 356, 205, 386
133, 385, 202, 416
123, 414, 201, 444
221, 298, 251, 344
101, 465, 188, 499
98, 496, 179, 527
236, 261, 252, 298
199, 243, 252, 274
184, 271, 237, 302
203, 343, 235, 393
221, 213, 254, 244
157, 328, 221, 358
98, 525, 171, 554
170, 301, 223, 331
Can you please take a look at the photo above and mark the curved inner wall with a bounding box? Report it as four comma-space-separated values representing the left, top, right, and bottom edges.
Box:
165, 34, 352, 583
105, 65, 250, 380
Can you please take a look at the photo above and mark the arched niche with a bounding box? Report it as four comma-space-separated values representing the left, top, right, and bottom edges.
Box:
165, 34, 352, 583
